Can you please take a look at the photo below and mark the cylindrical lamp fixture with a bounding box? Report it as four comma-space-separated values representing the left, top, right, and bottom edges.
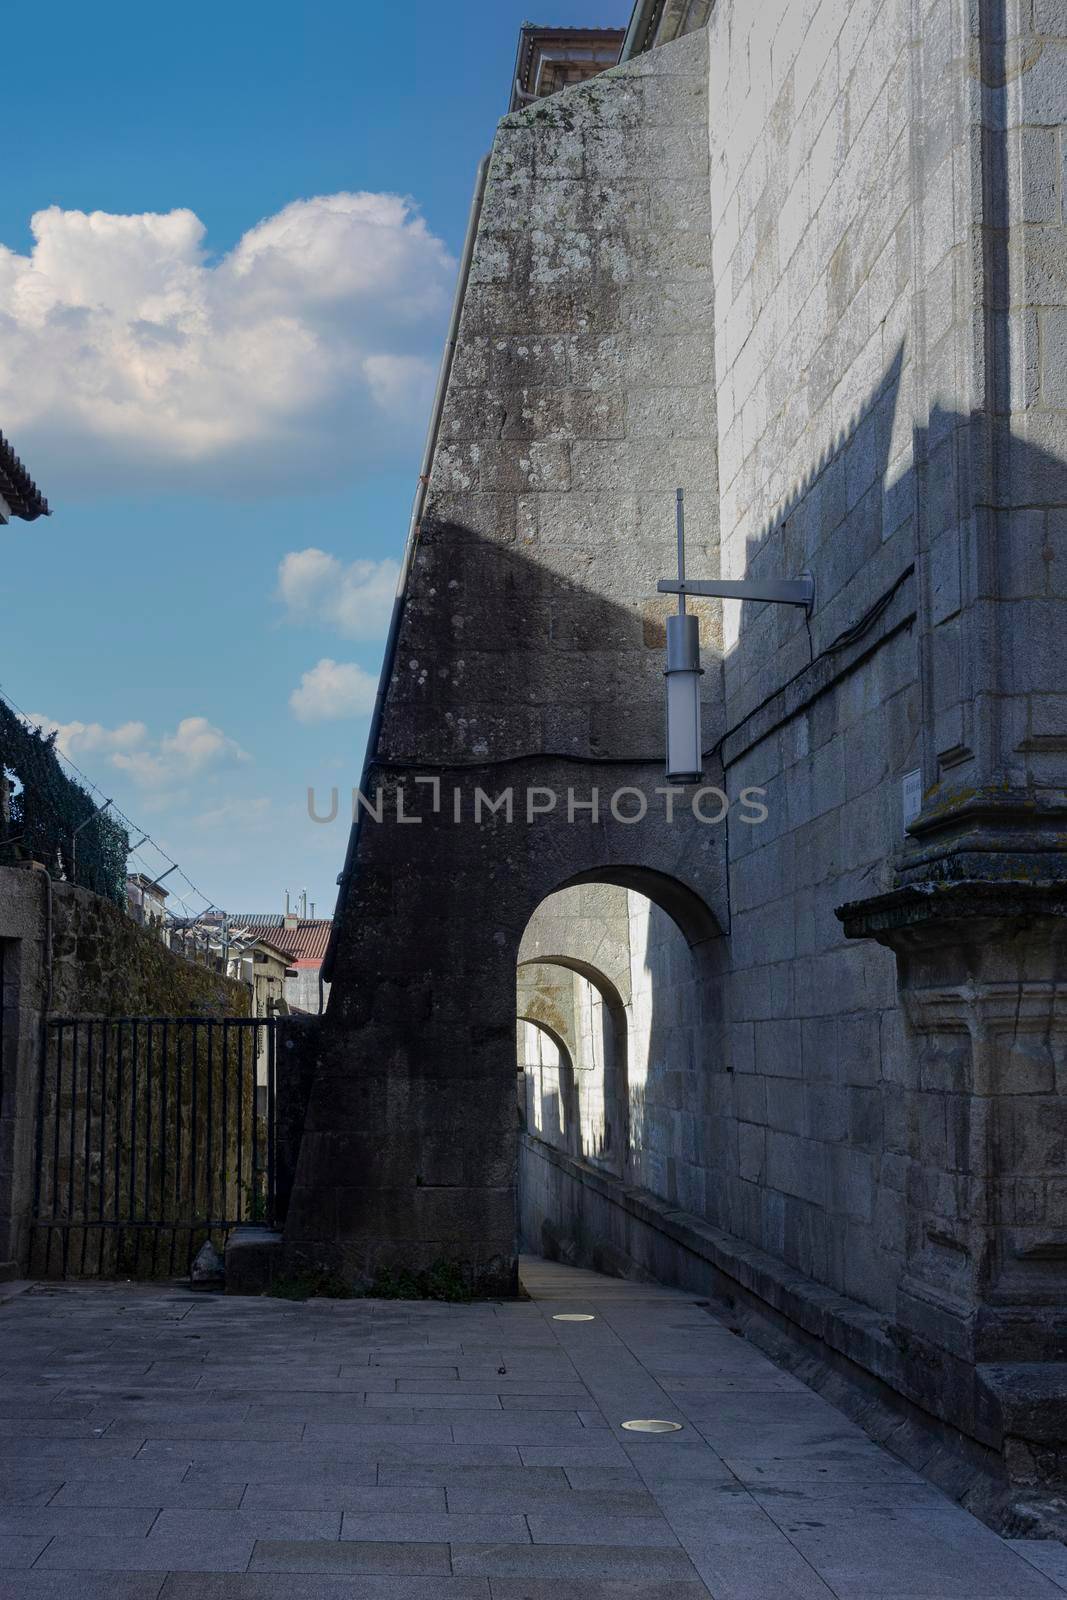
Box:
665, 611, 703, 783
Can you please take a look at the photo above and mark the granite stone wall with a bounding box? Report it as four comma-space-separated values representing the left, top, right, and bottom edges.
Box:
285, 26, 725, 1296
300, 0, 1067, 1496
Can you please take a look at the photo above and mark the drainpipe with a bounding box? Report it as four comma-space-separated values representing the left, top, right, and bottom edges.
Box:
322, 151, 491, 986
620, 0, 663, 61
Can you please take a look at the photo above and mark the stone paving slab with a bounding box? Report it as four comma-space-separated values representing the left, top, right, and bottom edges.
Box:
487, 1584, 708, 1600
0, 1259, 1064, 1596
449, 1542, 703, 1579
249, 1541, 451, 1575
443, 1485, 660, 1515
0, 1577, 167, 1599
0, 1508, 157, 1538
162, 1579, 489, 1600
241, 1484, 447, 1514
1011, 1545, 1067, 1591
0, 1541, 49, 1573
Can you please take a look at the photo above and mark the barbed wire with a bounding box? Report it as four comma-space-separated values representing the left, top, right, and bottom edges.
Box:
0, 680, 220, 921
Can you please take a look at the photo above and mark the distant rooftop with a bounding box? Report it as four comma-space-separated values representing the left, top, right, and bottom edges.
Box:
228, 917, 332, 965
0, 432, 49, 523
510, 24, 625, 113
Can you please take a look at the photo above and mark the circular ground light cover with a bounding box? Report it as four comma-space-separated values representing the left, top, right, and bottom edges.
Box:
620, 1419, 684, 1433
552, 1313, 596, 1321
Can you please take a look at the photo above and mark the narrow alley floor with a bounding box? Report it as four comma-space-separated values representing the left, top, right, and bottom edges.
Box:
0, 1257, 1065, 1599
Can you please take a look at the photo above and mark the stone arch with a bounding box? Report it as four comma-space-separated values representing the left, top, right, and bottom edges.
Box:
516, 867, 725, 1207
517, 949, 629, 1175
557, 866, 721, 950
514, 1008, 577, 1156
285, 821, 727, 1293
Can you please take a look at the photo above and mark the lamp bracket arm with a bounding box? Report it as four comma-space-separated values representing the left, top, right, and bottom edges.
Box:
658, 573, 814, 613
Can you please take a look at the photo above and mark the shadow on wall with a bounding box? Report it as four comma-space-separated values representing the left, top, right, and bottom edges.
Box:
299, 336, 1067, 1294
516, 344, 1067, 1297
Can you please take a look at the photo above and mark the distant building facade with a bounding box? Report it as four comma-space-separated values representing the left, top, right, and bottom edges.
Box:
126, 873, 169, 930
509, 25, 625, 113
228, 913, 331, 1013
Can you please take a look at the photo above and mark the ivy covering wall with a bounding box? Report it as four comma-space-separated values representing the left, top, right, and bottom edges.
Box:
0, 700, 129, 906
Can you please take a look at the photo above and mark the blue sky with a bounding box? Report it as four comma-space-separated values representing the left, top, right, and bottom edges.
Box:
0, 0, 630, 918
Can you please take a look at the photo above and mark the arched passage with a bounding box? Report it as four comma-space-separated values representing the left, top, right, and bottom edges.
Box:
517, 875, 727, 1267
517, 954, 628, 1175
556, 866, 722, 950
514, 1012, 576, 1155
285, 756, 726, 1294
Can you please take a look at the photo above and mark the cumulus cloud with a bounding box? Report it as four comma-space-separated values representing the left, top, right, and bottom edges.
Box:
28, 717, 148, 760
0, 194, 453, 493
26, 711, 246, 791
289, 659, 378, 722
278, 547, 399, 639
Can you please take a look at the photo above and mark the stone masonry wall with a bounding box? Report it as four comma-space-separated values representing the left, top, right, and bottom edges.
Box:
510, 0, 968, 1318
291, 25, 726, 1295
309, 0, 1067, 1486
702, 0, 924, 1313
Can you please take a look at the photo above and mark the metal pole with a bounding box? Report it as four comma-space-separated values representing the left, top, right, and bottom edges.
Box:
70, 797, 112, 886
675, 488, 686, 615
267, 1022, 277, 1230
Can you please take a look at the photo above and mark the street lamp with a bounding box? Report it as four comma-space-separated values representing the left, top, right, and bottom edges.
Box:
660, 489, 815, 784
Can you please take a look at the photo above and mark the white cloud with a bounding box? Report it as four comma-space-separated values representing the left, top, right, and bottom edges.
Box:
26, 716, 148, 760
0, 193, 453, 493
289, 659, 377, 722
25, 711, 246, 792
112, 716, 248, 789
278, 547, 399, 639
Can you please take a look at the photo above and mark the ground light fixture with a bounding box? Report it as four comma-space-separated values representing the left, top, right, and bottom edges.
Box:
659, 489, 815, 783
552, 1313, 596, 1321
621, 1419, 684, 1433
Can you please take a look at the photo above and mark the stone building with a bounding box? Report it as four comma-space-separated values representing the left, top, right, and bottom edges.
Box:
509, 24, 626, 113
230, 912, 331, 1013
282, 0, 1067, 1509
126, 872, 169, 930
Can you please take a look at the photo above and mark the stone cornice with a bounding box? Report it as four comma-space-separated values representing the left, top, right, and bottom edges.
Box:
836, 877, 1067, 944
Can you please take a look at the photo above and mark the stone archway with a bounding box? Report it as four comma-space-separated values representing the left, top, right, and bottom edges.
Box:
515, 1005, 577, 1155
517, 949, 628, 1174
283, 802, 725, 1293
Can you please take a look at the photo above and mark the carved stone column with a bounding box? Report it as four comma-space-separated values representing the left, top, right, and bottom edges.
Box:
838, 882, 1067, 1366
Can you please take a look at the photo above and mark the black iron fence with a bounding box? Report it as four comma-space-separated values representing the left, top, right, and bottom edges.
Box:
31, 1015, 277, 1279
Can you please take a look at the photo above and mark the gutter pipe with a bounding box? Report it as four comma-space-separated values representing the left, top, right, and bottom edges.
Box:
620, 0, 663, 61
322, 152, 491, 986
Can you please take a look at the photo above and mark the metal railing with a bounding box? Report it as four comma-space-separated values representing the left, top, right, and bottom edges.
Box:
30, 1015, 277, 1279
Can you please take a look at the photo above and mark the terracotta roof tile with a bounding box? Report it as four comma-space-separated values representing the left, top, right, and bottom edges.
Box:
233, 919, 331, 963
0, 432, 49, 522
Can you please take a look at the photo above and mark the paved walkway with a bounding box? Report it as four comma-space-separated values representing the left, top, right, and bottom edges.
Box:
0, 1258, 1065, 1599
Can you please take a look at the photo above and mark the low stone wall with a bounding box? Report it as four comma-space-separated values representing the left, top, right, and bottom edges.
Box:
49, 878, 244, 1018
